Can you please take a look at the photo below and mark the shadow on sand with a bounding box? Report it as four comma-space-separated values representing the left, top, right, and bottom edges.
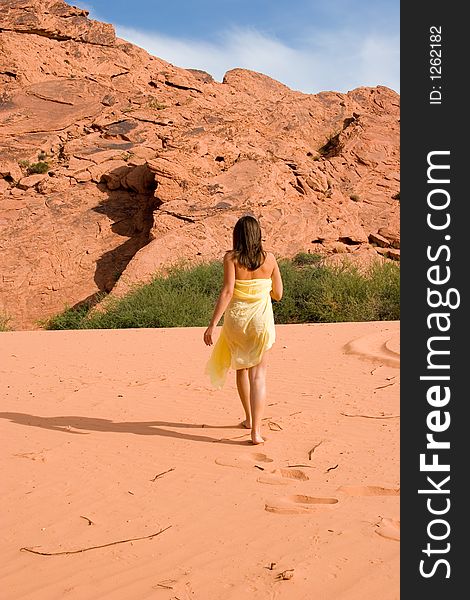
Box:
0, 412, 252, 445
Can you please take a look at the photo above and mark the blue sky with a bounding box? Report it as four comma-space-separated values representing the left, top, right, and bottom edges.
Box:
77, 0, 399, 94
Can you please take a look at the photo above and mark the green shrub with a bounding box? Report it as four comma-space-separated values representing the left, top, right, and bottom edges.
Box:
42, 302, 98, 330
0, 313, 11, 332
86, 262, 222, 329
292, 252, 323, 266
45, 256, 399, 330
148, 98, 167, 110
274, 259, 400, 324
27, 161, 49, 174
19, 160, 50, 175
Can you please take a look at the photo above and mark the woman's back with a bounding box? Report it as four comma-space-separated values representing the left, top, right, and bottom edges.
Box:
229, 250, 275, 280
228, 251, 282, 301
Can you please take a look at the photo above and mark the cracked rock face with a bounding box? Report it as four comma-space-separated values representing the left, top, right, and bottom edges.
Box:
0, 0, 399, 329
0, 0, 115, 45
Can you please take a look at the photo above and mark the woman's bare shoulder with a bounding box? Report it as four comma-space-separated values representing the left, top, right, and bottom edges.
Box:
265, 251, 277, 264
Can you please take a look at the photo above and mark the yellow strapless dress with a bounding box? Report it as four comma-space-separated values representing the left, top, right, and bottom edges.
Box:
205, 278, 276, 389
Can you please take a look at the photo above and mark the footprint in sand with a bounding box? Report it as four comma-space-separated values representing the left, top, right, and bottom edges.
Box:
215, 452, 274, 469
343, 330, 400, 368
375, 517, 400, 541
13, 449, 49, 462
265, 494, 338, 514
337, 485, 400, 497
257, 468, 309, 485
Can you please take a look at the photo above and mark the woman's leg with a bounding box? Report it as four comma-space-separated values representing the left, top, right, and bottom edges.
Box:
248, 352, 269, 444
236, 368, 251, 427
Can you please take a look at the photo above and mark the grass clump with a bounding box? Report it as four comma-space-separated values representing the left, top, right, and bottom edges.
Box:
148, 98, 167, 110
291, 252, 323, 267
27, 161, 50, 174
18, 160, 50, 175
43, 301, 101, 330
274, 259, 399, 324
45, 255, 399, 330
44, 262, 223, 330
0, 313, 11, 332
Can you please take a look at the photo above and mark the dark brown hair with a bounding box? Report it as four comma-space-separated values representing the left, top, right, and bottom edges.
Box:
232, 215, 266, 271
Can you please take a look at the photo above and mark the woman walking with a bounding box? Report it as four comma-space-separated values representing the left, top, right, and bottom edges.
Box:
203, 215, 283, 444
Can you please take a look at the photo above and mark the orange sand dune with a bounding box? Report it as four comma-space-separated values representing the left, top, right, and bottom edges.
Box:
1, 322, 399, 600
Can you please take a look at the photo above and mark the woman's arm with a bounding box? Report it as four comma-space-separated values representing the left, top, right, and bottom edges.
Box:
270, 255, 283, 301
203, 253, 235, 346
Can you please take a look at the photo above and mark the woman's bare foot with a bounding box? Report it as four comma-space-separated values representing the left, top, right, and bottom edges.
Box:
251, 430, 265, 445
241, 419, 252, 429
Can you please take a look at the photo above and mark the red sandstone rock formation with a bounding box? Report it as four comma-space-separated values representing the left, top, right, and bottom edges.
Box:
0, 0, 400, 329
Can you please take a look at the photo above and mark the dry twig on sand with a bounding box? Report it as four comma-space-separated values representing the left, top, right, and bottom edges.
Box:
340, 412, 400, 419
268, 421, 283, 431
20, 525, 171, 556
276, 569, 294, 580
374, 382, 396, 390
79, 515, 93, 526
308, 441, 323, 460
325, 464, 339, 473
150, 468, 175, 482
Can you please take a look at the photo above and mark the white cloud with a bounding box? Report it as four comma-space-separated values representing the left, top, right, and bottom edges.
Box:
358, 34, 400, 89
115, 24, 399, 94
